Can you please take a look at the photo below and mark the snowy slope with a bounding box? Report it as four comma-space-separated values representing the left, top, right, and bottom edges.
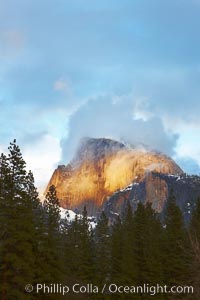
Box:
59, 207, 97, 229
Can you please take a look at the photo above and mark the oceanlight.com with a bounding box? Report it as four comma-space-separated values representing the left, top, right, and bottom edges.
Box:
25, 283, 194, 296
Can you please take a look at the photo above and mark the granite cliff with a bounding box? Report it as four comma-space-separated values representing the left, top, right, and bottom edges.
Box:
46, 137, 186, 215
104, 172, 200, 223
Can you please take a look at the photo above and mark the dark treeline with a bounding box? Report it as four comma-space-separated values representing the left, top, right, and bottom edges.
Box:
0, 140, 200, 300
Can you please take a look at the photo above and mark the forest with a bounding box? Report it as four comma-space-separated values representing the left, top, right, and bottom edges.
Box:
0, 140, 200, 300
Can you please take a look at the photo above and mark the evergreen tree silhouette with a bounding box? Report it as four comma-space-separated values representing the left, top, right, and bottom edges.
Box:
0, 140, 36, 299
162, 190, 190, 288
43, 185, 63, 283
189, 198, 200, 299
94, 211, 110, 285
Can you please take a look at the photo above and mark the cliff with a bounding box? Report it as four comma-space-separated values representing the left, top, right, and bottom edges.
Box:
46, 137, 184, 215
104, 173, 200, 223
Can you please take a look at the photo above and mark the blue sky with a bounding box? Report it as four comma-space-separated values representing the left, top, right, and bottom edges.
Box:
0, 0, 200, 189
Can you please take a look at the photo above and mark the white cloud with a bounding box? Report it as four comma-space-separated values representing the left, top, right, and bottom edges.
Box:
158, 116, 200, 172
133, 96, 154, 121
174, 127, 200, 167
22, 134, 62, 192
61, 93, 178, 163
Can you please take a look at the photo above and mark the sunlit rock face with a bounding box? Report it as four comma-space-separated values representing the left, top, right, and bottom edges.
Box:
46, 137, 183, 215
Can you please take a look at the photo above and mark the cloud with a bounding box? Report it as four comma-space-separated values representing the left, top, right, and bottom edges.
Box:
133, 96, 154, 121
60, 94, 178, 163
0, 133, 62, 194
126, 69, 200, 173
0, 0, 200, 177
22, 133, 62, 190
174, 127, 200, 168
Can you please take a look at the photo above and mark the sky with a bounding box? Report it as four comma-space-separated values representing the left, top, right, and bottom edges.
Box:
0, 0, 200, 191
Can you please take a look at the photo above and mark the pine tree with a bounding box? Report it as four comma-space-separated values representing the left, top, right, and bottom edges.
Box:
162, 190, 190, 287
189, 198, 200, 299
64, 207, 94, 286
42, 185, 63, 283
121, 201, 136, 285
144, 203, 163, 285
110, 216, 123, 284
0, 140, 36, 299
78, 206, 94, 281
66, 213, 82, 278
0, 153, 11, 300
94, 211, 110, 285
189, 198, 200, 256
26, 170, 48, 286
132, 202, 148, 284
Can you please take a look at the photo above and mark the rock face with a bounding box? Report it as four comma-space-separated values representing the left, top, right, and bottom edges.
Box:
46, 137, 184, 215
104, 173, 200, 223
